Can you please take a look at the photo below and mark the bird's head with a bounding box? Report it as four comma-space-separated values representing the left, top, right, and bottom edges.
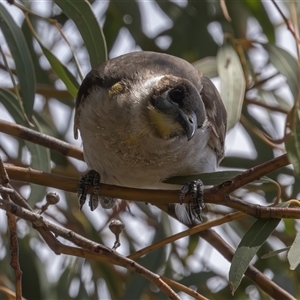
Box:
147, 76, 207, 141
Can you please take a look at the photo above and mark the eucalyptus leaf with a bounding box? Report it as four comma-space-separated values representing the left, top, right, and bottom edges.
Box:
285, 106, 300, 176
163, 171, 243, 186
193, 57, 218, 78
36, 41, 79, 98
0, 88, 26, 124
217, 41, 246, 130
164, 170, 276, 187
0, 88, 50, 205
54, 0, 107, 67
263, 44, 298, 100
27, 116, 50, 205
288, 231, 300, 270
229, 218, 281, 294
229, 200, 293, 293
0, 3, 36, 119
261, 247, 290, 259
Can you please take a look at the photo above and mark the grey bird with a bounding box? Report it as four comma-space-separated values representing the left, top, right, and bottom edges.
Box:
74, 51, 227, 222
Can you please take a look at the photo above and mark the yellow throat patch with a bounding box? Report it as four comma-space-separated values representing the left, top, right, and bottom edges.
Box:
148, 107, 183, 139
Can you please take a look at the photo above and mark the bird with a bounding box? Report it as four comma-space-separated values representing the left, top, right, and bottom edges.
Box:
74, 51, 227, 223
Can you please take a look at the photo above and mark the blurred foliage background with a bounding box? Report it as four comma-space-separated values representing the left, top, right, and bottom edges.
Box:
0, 0, 300, 299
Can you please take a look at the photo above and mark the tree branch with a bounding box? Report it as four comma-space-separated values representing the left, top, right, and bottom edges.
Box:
0, 119, 83, 161
0, 198, 182, 300
4, 154, 300, 220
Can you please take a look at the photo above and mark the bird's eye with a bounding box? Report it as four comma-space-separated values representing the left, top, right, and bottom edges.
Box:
169, 88, 185, 104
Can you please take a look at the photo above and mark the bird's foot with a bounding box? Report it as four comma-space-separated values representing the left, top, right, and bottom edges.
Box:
179, 179, 205, 222
77, 170, 117, 211
77, 170, 101, 211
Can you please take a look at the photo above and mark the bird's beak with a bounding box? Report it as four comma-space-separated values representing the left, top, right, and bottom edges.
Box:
176, 110, 198, 141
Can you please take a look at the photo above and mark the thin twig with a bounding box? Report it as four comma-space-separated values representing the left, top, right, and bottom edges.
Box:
249, 72, 279, 89
240, 115, 285, 150
214, 153, 289, 194
245, 98, 289, 114
0, 186, 15, 195
0, 158, 23, 300
271, 0, 300, 44
162, 276, 208, 300
128, 212, 245, 260
220, 0, 231, 22
290, 0, 300, 109
290, 1, 300, 57
6, 211, 22, 300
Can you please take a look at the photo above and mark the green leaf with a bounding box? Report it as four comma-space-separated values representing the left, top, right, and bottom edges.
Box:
217, 41, 246, 130
0, 88, 26, 124
37, 42, 79, 98
163, 171, 243, 186
19, 237, 47, 299
263, 44, 298, 100
0, 89, 50, 169
54, 0, 107, 67
0, 3, 36, 119
288, 231, 300, 270
285, 106, 300, 176
0, 88, 50, 205
261, 247, 290, 259
229, 218, 281, 294
27, 116, 51, 205
193, 57, 218, 78
21, 19, 52, 86
24, 15, 79, 97
163, 171, 272, 186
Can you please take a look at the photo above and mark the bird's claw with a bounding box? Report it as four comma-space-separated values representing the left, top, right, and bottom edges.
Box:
77, 170, 101, 211
77, 170, 117, 211
179, 179, 205, 221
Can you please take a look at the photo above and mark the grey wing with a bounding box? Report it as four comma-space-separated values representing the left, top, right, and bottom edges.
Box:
200, 75, 227, 164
